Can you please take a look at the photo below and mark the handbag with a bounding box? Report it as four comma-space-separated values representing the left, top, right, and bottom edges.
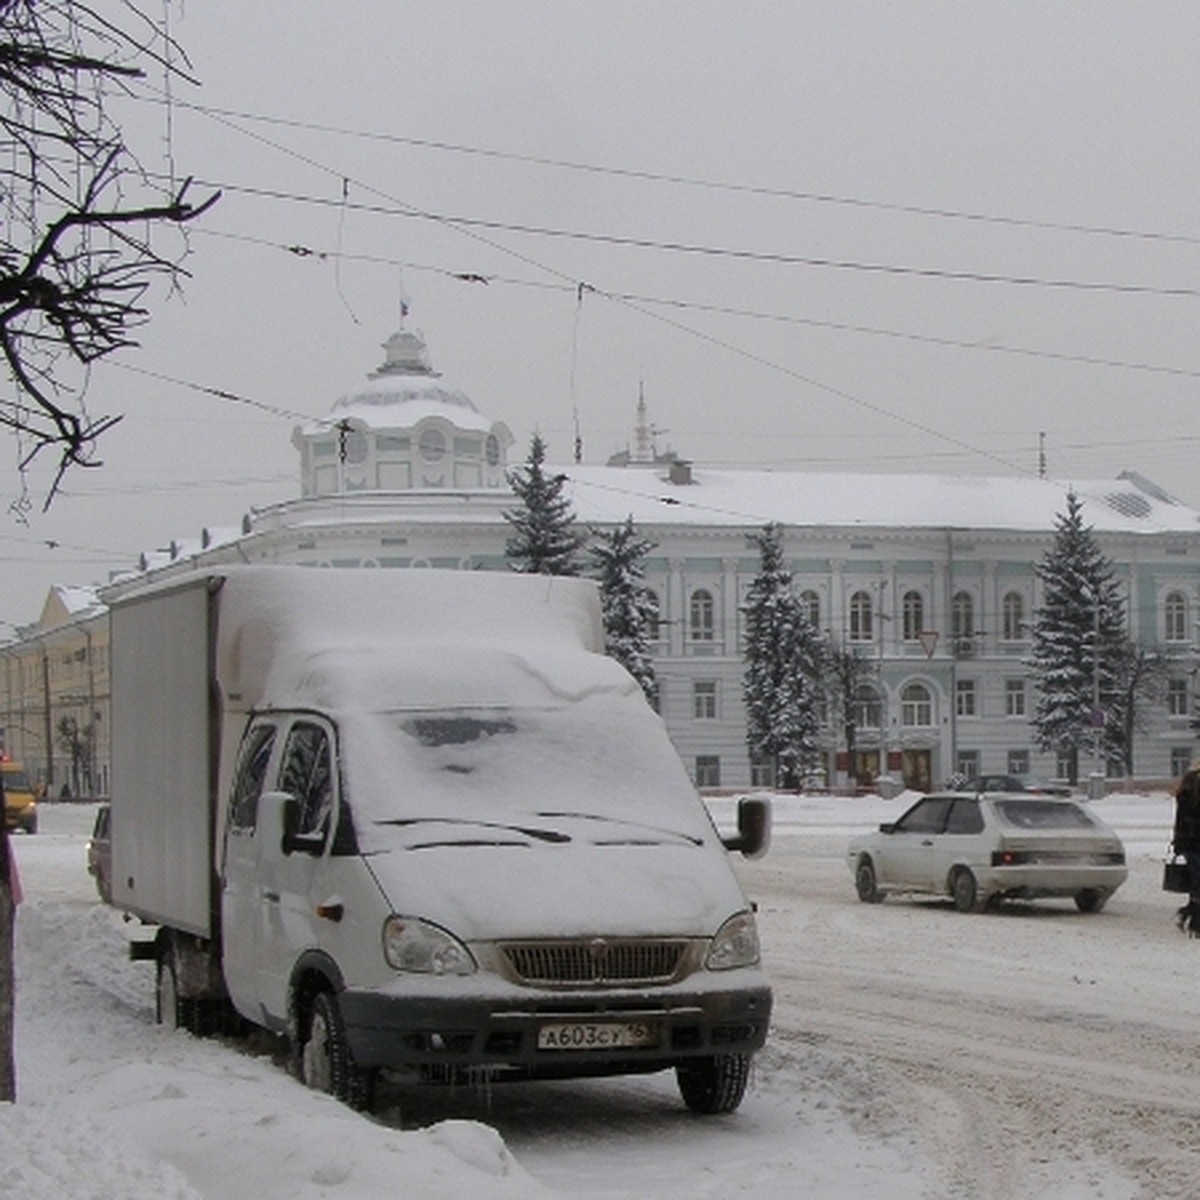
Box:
1163, 853, 1191, 893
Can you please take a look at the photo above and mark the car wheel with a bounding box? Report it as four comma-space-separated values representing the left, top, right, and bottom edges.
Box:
855, 857, 883, 903
23, 814, 36, 834
951, 868, 982, 913
1075, 888, 1108, 914
301, 992, 375, 1112
675, 1053, 751, 1114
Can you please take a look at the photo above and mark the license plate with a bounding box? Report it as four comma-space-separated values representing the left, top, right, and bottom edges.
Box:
537, 1020, 660, 1051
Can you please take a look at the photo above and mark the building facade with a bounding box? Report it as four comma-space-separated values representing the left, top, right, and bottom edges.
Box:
5, 322, 1200, 795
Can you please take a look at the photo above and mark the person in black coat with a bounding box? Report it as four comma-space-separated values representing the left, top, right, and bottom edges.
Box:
1172, 765, 1200, 935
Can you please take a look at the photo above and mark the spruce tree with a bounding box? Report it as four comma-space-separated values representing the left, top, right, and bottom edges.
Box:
503, 434, 585, 575
589, 516, 659, 707
742, 523, 821, 789
1027, 492, 1127, 783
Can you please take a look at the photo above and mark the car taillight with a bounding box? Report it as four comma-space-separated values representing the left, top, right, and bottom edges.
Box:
992, 849, 1032, 866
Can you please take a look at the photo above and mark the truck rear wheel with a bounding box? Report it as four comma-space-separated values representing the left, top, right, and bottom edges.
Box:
675, 1053, 751, 1114
301, 992, 375, 1112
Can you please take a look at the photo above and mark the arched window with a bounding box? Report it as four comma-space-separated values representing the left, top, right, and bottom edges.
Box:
901, 683, 933, 727
848, 590, 873, 642
1165, 591, 1189, 643
1002, 591, 1025, 641
952, 591, 974, 641
852, 684, 881, 729
800, 589, 820, 630
689, 589, 714, 642
902, 590, 924, 641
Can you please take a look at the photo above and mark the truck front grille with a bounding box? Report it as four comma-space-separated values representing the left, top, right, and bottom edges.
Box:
502, 939, 688, 986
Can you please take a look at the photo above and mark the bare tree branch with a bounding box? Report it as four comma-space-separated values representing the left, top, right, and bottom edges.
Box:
0, 0, 218, 504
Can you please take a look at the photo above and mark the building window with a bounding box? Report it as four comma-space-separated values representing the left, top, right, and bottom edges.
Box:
418, 426, 446, 462
1055, 751, 1072, 781
689, 589, 715, 642
852, 684, 881, 729
1005, 679, 1026, 717
1168, 678, 1190, 717
902, 590, 924, 641
957, 750, 979, 780
1171, 747, 1193, 778
1165, 591, 1189, 643
952, 591, 974, 643
800, 589, 820, 630
848, 590, 873, 642
1002, 592, 1025, 641
695, 755, 721, 788
1008, 749, 1029, 776
750, 754, 776, 788
693, 680, 718, 720
956, 679, 977, 717
901, 683, 933, 727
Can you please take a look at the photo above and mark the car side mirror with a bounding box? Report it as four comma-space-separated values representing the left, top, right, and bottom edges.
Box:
722, 795, 772, 860
879, 822, 897, 835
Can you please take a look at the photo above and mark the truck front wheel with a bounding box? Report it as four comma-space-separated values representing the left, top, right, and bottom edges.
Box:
301, 992, 375, 1112
675, 1053, 751, 1114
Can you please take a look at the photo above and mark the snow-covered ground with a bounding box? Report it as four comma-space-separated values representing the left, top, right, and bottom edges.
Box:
0, 794, 1191, 1198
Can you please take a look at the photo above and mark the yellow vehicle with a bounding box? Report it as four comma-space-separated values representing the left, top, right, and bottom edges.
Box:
3, 759, 39, 834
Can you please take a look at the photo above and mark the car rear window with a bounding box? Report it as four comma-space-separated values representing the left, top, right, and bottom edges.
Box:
993, 800, 1096, 830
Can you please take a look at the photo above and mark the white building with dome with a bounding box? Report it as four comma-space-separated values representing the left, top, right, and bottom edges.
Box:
6, 318, 1200, 797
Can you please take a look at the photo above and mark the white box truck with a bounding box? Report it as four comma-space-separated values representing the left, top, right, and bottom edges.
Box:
110, 566, 771, 1113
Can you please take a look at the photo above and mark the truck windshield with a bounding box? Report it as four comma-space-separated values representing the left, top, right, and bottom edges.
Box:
342, 697, 711, 852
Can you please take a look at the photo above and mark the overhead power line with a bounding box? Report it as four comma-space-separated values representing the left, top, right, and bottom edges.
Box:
176, 176, 1200, 300
168, 100, 1200, 249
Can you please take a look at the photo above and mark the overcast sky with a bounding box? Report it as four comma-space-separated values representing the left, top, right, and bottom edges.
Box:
5, 2, 1200, 625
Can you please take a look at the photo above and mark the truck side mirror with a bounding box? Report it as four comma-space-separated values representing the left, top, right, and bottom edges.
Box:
722, 795, 772, 860
257, 791, 301, 857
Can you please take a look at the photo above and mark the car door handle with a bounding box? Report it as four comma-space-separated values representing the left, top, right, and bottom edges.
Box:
261, 888, 281, 903
921, 839, 935, 846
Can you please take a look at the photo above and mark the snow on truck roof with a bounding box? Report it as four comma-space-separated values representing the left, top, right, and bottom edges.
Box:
199, 566, 612, 713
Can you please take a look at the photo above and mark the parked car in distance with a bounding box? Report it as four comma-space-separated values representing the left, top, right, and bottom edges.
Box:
848, 791, 1127, 913
2, 759, 40, 834
87, 803, 111, 903
955, 774, 1073, 797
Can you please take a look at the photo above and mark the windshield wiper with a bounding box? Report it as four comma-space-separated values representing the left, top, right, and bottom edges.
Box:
535, 811, 704, 846
378, 817, 570, 844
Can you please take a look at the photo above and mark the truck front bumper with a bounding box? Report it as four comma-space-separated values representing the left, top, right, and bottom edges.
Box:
338, 979, 772, 1075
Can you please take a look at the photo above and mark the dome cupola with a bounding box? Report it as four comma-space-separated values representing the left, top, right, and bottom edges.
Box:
293, 314, 513, 496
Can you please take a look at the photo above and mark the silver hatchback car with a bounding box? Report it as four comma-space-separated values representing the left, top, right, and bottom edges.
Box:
848, 792, 1127, 913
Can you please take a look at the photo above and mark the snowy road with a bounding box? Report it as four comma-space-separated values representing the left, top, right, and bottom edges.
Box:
4, 797, 1195, 1198
740, 797, 1197, 1200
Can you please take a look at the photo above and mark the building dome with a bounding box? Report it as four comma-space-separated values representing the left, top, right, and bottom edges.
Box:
293, 321, 513, 496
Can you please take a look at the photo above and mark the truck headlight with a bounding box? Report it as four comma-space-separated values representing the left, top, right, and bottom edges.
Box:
706, 911, 761, 971
382, 916, 476, 975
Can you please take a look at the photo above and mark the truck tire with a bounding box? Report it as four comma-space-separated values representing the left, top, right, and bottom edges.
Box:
675, 1053, 751, 1114
301, 992, 375, 1112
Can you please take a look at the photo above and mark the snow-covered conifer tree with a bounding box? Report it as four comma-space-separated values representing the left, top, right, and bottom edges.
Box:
503, 434, 585, 575
589, 516, 659, 707
1028, 491, 1127, 783
742, 523, 821, 789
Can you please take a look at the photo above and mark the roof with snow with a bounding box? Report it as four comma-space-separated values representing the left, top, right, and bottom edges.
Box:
560, 465, 1200, 536
299, 326, 492, 436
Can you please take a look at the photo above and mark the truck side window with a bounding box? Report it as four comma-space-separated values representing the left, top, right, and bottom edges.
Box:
280, 721, 334, 841
228, 725, 275, 831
